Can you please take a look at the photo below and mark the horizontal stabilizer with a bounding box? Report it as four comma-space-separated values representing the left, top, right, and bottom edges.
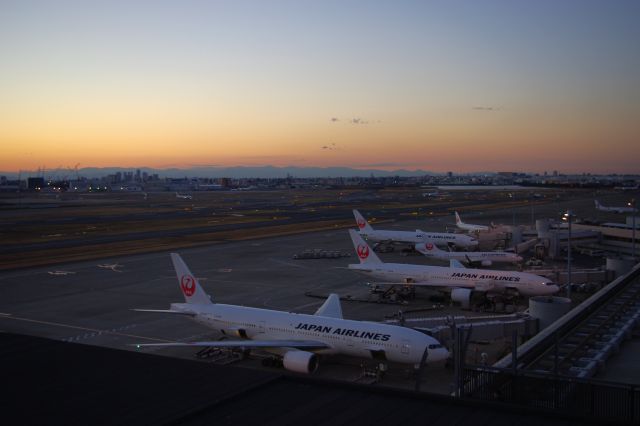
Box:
132, 309, 196, 316
133, 339, 330, 350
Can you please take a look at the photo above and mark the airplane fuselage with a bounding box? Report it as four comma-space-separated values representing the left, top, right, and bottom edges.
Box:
422, 250, 522, 264
359, 229, 477, 249
171, 302, 448, 364
456, 223, 489, 232
348, 262, 557, 296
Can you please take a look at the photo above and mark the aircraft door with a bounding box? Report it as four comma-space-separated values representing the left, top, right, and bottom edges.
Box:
401, 339, 411, 355
259, 321, 265, 334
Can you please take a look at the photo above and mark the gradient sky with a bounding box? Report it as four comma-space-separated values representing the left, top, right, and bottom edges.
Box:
1, 0, 639, 174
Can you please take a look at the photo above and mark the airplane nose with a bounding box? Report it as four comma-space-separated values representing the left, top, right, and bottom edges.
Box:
548, 285, 560, 294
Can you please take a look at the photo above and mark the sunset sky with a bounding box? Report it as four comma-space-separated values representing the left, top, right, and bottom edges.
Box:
1, 1, 639, 174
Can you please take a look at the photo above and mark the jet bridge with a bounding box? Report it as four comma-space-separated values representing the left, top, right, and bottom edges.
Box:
456, 263, 640, 424
492, 262, 640, 377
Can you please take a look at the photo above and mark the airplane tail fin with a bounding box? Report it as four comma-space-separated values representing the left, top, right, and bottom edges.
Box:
352, 209, 374, 232
594, 200, 601, 209
314, 294, 343, 319
170, 253, 212, 305
455, 211, 463, 225
415, 242, 442, 255
348, 229, 382, 265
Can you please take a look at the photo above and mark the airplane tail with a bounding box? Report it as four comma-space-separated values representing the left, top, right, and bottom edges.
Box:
415, 242, 443, 255
594, 200, 602, 209
352, 209, 374, 233
348, 229, 382, 265
170, 253, 212, 305
455, 211, 463, 225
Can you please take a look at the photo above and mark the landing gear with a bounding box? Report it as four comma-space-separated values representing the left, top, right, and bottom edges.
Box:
369, 281, 416, 302
261, 357, 283, 368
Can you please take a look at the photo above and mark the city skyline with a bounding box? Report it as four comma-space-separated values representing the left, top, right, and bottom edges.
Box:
1, 1, 639, 174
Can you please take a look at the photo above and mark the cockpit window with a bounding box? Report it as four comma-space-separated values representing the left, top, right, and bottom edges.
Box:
428, 344, 443, 349
545, 281, 556, 286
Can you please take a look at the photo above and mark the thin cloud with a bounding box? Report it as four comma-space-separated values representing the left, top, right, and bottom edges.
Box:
361, 162, 416, 168
472, 106, 500, 111
321, 143, 340, 151
329, 116, 378, 124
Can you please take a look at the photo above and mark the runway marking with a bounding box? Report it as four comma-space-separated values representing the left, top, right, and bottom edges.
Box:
0, 315, 171, 343
64, 324, 139, 342
0, 313, 12, 316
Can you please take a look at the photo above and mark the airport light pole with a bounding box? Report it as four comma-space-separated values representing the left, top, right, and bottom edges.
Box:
508, 193, 515, 227
630, 199, 636, 261
563, 210, 573, 299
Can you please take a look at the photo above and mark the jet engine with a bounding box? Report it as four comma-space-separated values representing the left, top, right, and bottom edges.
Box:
221, 328, 247, 338
282, 351, 318, 374
450, 288, 473, 309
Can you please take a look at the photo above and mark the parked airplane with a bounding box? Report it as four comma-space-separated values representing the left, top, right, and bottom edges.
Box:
133, 253, 449, 373
176, 192, 193, 200
48, 270, 76, 276
614, 185, 639, 191
594, 200, 637, 214
415, 242, 522, 267
454, 211, 489, 232
348, 230, 557, 306
353, 210, 477, 249
98, 263, 123, 272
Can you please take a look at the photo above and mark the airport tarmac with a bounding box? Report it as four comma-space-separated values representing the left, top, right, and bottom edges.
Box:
0, 192, 628, 393
0, 225, 461, 392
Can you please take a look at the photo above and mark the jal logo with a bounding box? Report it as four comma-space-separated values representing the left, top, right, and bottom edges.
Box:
426, 243, 434, 251
180, 275, 196, 297
357, 218, 366, 230
357, 244, 369, 259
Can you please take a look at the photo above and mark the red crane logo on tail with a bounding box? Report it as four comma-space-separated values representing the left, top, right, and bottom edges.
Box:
357, 244, 369, 260
180, 275, 196, 297
426, 243, 434, 251
357, 218, 366, 230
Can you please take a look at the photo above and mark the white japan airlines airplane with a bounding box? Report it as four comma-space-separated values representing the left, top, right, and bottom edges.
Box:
176, 192, 193, 200
415, 242, 522, 267
133, 253, 448, 373
348, 230, 558, 304
454, 211, 489, 232
353, 209, 478, 249
594, 200, 637, 214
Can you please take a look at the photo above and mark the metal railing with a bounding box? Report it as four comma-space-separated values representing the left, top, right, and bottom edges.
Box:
462, 365, 640, 424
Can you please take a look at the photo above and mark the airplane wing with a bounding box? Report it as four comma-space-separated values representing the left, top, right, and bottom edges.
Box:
369, 281, 452, 288
314, 293, 343, 319
450, 259, 466, 269
133, 339, 330, 350
475, 282, 495, 292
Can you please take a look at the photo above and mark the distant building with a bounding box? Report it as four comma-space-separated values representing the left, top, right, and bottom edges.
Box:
28, 177, 45, 190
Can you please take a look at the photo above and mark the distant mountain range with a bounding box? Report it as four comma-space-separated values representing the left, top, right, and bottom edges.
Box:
2, 165, 446, 179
